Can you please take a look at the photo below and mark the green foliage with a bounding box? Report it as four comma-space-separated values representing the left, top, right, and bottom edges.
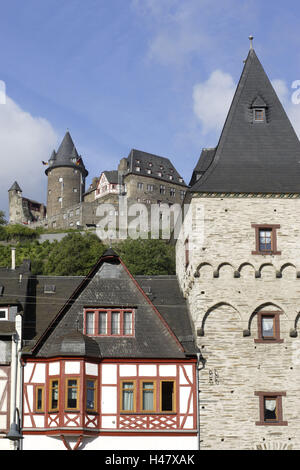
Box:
0, 224, 39, 242
112, 238, 175, 275
0, 231, 175, 276
0, 211, 7, 226
42, 233, 106, 276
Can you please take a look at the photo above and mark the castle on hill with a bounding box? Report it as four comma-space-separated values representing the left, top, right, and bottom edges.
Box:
8, 132, 187, 231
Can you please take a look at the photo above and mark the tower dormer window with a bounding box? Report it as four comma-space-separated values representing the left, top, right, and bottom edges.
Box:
254, 108, 265, 122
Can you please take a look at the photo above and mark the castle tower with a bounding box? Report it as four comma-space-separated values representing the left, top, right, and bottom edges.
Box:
8, 181, 23, 223
176, 40, 300, 449
45, 131, 88, 219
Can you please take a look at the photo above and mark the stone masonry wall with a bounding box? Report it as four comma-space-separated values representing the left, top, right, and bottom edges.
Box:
176, 195, 300, 450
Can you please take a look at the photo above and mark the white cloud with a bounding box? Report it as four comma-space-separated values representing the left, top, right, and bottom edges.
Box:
0, 96, 58, 218
192, 69, 236, 135
271, 78, 300, 139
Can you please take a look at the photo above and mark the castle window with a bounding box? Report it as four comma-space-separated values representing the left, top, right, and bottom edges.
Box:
255, 311, 283, 344
255, 391, 287, 426
59, 177, 63, 183
147, 184, 154, 192
251, 224, 281, 255
73, 188, 78, 192
160, 185, 165, 194
137, 182, 143, 190
157, 172, 162, 177
170, 188, 175, 197
180, 190, 186, 200
146, 169, 152, 175
135, 167, 141, 172
84, 308, 135, 337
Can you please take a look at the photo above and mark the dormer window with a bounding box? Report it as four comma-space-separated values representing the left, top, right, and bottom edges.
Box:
251, 96, 267, 123
0, 307, 8, 320
254, 108, 265, 122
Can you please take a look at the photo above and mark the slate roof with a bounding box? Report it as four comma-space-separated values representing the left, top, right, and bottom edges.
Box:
27, 250, 197, 359
189, 148, 216, 186
45, 131, 88, 177
190, 48, 300, 194
8, 181, 22, 192
0, 260, 31, 336
125, 149, 187, 187
103, 170, 119, 184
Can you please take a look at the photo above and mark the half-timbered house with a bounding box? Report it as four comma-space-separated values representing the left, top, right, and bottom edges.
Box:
21, 249, 199, 450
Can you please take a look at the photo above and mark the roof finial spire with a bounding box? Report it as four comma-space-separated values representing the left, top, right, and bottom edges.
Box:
249, 35, 254, 50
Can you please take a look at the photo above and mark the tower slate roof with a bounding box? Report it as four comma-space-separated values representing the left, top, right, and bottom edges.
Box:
45, 131, 88, 177
8, 181, 22, 192
190, 48, 300, 194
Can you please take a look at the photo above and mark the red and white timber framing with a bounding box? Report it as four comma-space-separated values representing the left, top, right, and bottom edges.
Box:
21, 357, 198, 450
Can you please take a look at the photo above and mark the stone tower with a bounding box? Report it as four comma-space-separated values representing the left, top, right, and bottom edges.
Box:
45, 131, 88, 220
8, 181, 23, 224
176, 42, 300, 449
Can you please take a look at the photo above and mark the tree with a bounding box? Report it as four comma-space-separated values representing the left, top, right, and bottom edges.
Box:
0, 211, 6, 226
42, 233, 106, 276
112, 238, 175, 276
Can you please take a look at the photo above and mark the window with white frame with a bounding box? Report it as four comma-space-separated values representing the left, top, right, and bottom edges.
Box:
84, 308, 134, 336
0, 307, 8, 320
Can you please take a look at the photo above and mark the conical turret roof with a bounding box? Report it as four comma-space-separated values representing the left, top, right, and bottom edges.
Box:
8, 181, 22, 192
191, 47, 300, 194
45, 131, 88, 177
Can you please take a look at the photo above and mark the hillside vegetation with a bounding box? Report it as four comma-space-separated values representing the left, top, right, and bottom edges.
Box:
0, 220, 175, 276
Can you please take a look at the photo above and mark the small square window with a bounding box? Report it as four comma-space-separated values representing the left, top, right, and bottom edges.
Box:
254, 108, 265, 122
43, 284, 56, 294
0, 308, 8, 320
255, 311, 283, 343
251, 224, 281, 255
255, 391, 287, 426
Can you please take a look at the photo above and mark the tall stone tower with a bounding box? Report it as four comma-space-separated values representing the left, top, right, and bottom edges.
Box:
45, 131, 88, 219
176, 42, 300, 449
8, 181, 23, 224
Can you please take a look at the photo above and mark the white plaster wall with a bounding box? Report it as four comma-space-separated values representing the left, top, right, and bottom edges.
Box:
101, 364, 117, 384
22, 434, 198, 450
65, 361, 80, 374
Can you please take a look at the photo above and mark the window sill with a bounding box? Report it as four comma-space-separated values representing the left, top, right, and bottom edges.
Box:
254, 338, 284, 344
255, 421, 288, 426
120, 412, 177, 415
251, 251, 281, 256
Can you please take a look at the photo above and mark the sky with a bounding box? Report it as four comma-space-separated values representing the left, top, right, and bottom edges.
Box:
1, 0, 300, 218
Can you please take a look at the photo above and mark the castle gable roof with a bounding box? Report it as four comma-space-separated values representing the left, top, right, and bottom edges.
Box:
191, 48, 300, 194
126, 149, 187, 187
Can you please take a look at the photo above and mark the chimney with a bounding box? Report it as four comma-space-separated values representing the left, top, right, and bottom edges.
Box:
11, 247, 16, 270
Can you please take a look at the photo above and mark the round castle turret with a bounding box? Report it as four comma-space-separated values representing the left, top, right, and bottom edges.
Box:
46, 131, 88, 219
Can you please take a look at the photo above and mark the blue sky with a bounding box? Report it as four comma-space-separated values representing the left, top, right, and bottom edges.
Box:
1, 0, 300, 217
